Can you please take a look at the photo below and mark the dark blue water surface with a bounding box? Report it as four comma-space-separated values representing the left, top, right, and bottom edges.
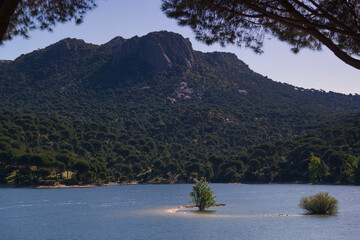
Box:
1, 184, 360, 240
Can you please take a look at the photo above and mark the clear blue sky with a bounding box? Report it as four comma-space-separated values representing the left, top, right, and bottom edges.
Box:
0, 0, 359, 94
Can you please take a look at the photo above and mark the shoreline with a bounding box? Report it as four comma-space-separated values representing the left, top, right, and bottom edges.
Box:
0, 182, 138, 189
0, 181, 351, 189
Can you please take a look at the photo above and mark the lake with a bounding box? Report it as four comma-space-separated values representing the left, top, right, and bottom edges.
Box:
1, 184, 360, 240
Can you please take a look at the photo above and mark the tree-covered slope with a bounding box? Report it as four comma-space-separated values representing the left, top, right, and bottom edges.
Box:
242, 117, 360, 185
1, 111, 360, 185
0, 31, 359, 185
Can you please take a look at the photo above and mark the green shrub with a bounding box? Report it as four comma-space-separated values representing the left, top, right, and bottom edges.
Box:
189, 178, 216, 211
299, 192, 338, 214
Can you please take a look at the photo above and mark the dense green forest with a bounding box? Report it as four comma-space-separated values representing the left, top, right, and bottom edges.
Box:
0, 31, 359, 185
1, 111, 359, 185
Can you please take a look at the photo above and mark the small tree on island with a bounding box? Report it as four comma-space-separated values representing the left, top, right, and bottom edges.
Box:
299, 192, 338, 215
189, 178, 216, 211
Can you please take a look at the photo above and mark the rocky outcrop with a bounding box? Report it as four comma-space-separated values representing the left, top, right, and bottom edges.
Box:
99, 36, 126, 53
44, 38, 98, 59
111, 31, 195, 70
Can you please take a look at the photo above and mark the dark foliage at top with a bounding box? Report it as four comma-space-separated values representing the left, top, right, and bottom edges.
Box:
0, 0, 96, 43
161, 0, 360, 69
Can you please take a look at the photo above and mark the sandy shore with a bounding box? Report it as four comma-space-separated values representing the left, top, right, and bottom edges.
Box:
164, 206, 301, 218
165, 208, 180, 213
35, 182, 139, 189
0, 181, 342, 189
0, 182, 135, 189
35, 184, 106, 189
164, 204, 226, 214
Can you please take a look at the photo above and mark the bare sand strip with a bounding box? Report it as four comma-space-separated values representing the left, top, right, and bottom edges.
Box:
164, 206, 302, 218
35, 184, 105, 189
165, 204, 225, 214
165, 208, 180, 213
0, 182, 141, 189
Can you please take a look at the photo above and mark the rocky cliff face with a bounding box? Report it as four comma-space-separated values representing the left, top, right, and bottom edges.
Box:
111, 31, 195, 70
44, 38, 98, 60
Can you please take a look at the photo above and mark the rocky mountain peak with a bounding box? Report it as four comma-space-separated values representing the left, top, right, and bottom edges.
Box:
100, 36, 126, 50
44, 38, 98, 59
111, 31, 195, 70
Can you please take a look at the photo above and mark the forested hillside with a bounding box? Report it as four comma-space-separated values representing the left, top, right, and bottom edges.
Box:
0, 31, 359, 185
1, 112, 359, 185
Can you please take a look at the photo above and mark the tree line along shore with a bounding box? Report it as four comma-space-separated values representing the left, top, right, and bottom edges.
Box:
1, 112, 359, 187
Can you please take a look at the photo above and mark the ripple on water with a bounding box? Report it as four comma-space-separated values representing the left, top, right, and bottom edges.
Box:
157, 206, 316, 219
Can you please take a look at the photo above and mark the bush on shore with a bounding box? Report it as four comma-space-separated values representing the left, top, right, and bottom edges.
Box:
299, 192, 338, 214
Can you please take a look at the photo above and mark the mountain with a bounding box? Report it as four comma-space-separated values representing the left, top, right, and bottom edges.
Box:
0, 31, 359, 185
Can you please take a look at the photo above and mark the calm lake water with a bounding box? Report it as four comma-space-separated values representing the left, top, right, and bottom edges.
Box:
1, 184, 360, 240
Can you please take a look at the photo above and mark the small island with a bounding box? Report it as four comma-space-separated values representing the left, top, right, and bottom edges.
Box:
299, 192, 338, 215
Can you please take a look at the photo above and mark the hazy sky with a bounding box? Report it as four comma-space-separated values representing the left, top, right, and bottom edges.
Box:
0, 0, 359, 94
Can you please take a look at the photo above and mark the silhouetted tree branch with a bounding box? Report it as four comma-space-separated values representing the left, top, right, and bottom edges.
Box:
0, 0, 96, 44
162, 0, 360, 70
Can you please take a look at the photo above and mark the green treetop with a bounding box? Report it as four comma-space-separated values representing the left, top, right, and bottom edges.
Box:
189, 178, 216, 211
